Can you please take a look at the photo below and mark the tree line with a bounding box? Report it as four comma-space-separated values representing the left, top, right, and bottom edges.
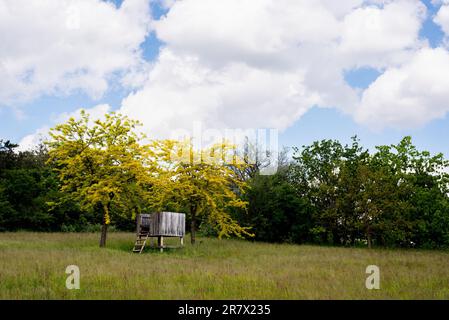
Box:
1, 111, 449, 249
240, 137, 449, 249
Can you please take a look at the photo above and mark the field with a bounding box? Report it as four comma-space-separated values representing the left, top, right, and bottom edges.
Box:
0, 232, 448, 299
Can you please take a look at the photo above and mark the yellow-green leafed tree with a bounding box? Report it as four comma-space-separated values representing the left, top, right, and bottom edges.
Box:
47, 111, 154, 247
149, 139, 254, 244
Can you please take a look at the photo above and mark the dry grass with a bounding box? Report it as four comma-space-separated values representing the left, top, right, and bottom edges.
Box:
0, 232, 448, 299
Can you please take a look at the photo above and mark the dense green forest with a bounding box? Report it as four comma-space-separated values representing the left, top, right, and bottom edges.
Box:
1, 134, 449, 249
242, 137, 449, 249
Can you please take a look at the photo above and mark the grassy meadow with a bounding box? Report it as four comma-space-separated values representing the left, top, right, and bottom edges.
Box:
0, 232, 448, 299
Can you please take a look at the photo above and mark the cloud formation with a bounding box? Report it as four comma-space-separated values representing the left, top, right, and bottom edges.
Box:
119, 0, 435, 136
435, 2, 449, 37
0, 0, 151, 103
13, 0, 449, 148
355, 47, 449, 129
18, 103, 111, 151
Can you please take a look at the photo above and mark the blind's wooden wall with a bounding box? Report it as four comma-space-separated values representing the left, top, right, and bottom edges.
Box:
139, 212, 185, 237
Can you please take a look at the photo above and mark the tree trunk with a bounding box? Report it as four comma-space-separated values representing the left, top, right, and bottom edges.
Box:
136, 213, 141, 237
191, 216, 196, 245
367, 226, 372, 249
100, 223, 108, 248
99, 197, 113, 248
189, 203, 197, 245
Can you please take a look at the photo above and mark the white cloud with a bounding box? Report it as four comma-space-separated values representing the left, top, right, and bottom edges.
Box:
355, 48, 449, 129
16, 126, 51, 152
432, 0, 449, 6
435, 3, 449, 37
155, 0, 342, 62
0, 0, 151, 104
17, 104, 111, 151
16, 0, 449, 149
120, 49, 323, 138
339, 0, 426, 68
154, 0, 425, 69
118, 0, 427, 136
53, 103, 112, 124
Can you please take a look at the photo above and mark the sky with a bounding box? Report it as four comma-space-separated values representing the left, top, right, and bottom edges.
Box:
1, 0, 449, 156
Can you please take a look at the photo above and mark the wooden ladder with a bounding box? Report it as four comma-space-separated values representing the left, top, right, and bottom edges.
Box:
132, 231, 150, 254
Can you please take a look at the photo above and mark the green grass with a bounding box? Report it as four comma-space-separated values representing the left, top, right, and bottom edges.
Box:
0, 232, 448, 299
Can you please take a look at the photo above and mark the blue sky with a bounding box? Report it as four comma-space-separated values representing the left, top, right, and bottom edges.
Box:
1, 0, 449, 157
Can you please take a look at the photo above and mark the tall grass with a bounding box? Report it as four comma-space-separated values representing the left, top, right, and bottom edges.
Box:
0, 232, 448, 299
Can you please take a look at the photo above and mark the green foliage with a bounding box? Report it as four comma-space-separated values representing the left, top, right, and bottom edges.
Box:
46, 111, 154, 246
3, 122, 449, 250
0, 140, 63, 231
0, 179, 88, 232
148, 139, 254, 243
289, 136, 449, 248
242, 166, 312, 243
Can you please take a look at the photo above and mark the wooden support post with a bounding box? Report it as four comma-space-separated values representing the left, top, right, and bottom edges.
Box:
159, 236, 164, 252
157, 236, 164, 252
136, 213, 141, 236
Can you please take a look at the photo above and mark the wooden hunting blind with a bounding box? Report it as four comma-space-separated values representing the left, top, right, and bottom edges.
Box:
133, 212, 185, 253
